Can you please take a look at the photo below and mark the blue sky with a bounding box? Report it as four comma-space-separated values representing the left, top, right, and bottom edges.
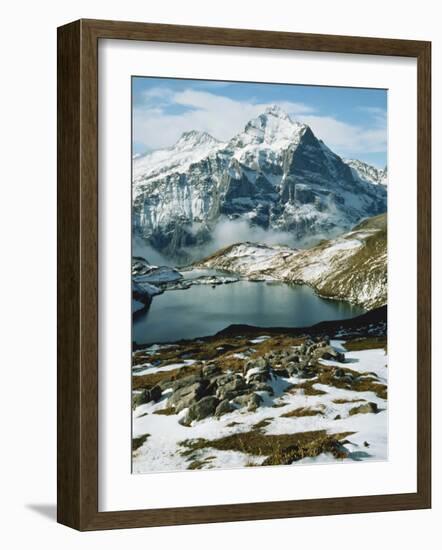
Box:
133, 77, 387, 168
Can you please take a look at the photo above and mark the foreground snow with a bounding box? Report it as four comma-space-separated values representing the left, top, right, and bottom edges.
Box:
132, 340, 387, 474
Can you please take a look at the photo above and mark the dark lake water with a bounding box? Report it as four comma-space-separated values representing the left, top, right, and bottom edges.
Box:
132, 277, 365, 345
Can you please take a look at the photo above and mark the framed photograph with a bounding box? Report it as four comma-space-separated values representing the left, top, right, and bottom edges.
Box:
57, 19, 431, 530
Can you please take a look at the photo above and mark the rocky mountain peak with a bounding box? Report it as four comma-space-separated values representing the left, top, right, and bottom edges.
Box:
174, 130, 220, 149
263, 104, 292, 120
344, 159, 388, 186
232, 106, 306, 149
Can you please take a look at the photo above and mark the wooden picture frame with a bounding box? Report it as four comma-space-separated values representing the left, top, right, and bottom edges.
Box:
57, 18, 431, 531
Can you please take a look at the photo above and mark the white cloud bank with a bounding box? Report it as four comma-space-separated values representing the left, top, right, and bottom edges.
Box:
133, 88, 386, 160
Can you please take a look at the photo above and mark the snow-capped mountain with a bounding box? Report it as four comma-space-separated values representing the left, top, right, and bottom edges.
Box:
196, 213, 387, 310
344, 159, 388, 187
133, 105, 387, 258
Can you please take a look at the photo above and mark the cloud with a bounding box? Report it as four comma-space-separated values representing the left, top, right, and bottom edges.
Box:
298, 113, 387, 156
133, 87, 386, 159
133, 88, 314, 151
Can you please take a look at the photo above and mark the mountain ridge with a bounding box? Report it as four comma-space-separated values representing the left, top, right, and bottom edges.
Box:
133, 106, 387, 259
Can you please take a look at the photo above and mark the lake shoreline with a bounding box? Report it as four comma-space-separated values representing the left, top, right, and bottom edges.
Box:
133, 304, 385, 350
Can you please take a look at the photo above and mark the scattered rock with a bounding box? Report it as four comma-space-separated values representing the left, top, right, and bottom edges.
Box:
349, 402, 379, 416
172, 374, 204, 392
150, 385, 162, 402
317, 345, 346, 362
232, 392, 263, 412
133, 387, 161, 407
184, 396, 220, 424
249, 382, 274, 395
215, 399, 235, 417
169, 381, 209, 413
202, 364, 221, 378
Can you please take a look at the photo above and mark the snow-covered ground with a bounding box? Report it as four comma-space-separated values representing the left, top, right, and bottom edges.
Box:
132, 342, 388, 474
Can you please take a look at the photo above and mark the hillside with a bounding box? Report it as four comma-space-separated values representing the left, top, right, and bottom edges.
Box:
195, 213, 387, 309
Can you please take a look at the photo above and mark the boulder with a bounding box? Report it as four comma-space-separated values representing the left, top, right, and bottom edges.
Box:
298, 367, 316, 379
319, 346, 345, 363
168, 381, 209, 413
172, 374, 204, 392
244, 357, 267, 373
233, 392, 263, 411
273, 367, 290, 378
247, 393, 263, 411
333, 368, 347, 379
216, 376, 247, 400
349, 402, 379, 416
285, 362, 299, 376
202, 364, 221, 378
245, 359, 272, 383
150, 385, 162, 402
184, 396, 220, 424
133, 388, 155, 407
249, 382, 274, 395
215, 399, 235, 417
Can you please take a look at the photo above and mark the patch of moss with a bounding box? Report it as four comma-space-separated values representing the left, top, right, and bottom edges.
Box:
153, 407, 176, 416
252, 418, 273, 430
132, 362, 202, 391
187, 458, 213, 470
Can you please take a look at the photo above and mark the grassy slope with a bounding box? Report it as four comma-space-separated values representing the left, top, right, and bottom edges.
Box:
196, 213, 387, 309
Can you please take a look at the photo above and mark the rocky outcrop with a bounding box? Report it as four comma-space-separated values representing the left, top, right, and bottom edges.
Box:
132, 256, 184, 314
136, 334, 368, 426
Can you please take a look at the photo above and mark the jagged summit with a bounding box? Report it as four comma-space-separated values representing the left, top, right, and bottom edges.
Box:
175, 130, 220, 148
232, 105, 306, 150
344, 159, 388, 186
264, 104, 292, 119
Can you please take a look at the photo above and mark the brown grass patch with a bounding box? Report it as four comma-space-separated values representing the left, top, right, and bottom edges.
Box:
343, 337, 387, 352
281, 407, 324, 418
132, 363, 202, 390
252, 418, 273, 430
179, 429, 354, 466
153, 407, 176, 416
291, 382, 327, 396
315, 366, 387, 400
249, 336, 305, 358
